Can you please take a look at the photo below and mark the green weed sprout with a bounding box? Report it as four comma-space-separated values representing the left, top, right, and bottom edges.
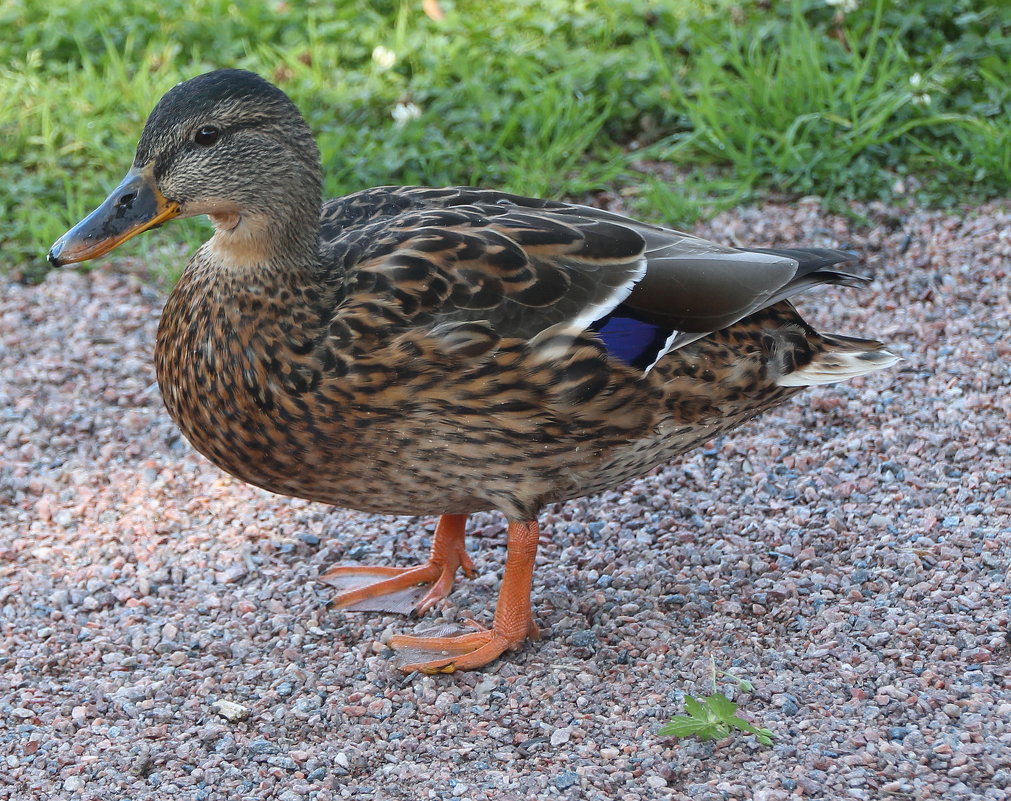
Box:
660, 658, 774, 746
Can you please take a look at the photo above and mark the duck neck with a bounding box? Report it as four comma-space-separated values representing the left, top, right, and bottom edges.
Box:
207, 197, 321, 285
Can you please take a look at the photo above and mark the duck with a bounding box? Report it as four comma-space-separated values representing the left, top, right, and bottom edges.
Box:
48, 69, 898, 673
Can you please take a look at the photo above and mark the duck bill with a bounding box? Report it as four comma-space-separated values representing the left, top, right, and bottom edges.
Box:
47, 167, 180, 267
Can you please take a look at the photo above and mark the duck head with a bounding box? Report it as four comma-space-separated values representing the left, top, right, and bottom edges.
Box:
48, 69, 323, 270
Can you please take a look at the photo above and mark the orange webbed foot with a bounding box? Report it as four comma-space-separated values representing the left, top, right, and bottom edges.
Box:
321, 514, 473, 616
389, 617, 540, 674
390, 519, 541, 673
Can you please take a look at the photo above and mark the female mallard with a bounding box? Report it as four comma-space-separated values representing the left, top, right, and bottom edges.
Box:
49, 70, 897, 673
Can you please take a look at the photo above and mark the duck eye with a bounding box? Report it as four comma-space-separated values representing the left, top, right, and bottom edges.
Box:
194, 125, 220, 146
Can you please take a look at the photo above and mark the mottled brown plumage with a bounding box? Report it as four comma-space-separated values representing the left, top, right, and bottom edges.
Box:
49, 70, 898, 673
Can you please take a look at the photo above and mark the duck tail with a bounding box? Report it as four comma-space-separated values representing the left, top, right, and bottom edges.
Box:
776, 334, 901, 387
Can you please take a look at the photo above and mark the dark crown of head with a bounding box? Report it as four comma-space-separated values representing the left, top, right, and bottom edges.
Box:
135, 70, 299, 164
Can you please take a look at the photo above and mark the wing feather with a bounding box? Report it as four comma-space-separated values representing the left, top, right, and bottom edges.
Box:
319, 187, 866, 370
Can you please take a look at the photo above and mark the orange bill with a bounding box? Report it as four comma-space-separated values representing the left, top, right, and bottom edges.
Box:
48, 166, 179, 267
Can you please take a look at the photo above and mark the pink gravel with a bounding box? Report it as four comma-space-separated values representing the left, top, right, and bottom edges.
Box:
0, 200, 1008, 800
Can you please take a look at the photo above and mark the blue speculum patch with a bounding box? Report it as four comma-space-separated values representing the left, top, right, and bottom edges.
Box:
591, 312, 674, 370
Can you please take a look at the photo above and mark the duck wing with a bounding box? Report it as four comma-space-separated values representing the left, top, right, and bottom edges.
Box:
322, 187, 648, 344
320, 188, 864, 368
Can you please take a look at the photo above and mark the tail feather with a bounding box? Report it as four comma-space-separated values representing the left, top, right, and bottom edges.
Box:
777, 334, 901, 387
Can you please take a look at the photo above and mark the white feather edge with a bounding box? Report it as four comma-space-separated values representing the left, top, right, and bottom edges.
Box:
776, 350, 902, 387
568, 255, 649, 331
565, 254, 700, 376
643, 329, 704, 375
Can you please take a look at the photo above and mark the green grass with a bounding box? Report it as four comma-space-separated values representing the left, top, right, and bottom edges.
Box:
2, 0, 1008, 281
647, 0, 1011, 207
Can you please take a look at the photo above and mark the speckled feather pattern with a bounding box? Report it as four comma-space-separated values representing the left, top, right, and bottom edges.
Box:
154, 185, 861, 521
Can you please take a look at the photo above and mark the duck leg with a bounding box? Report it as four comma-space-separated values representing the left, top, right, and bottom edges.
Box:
322, 514, 475, 616
389, 519, 541, 673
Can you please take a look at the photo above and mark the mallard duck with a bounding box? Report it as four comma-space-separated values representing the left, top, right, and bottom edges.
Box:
49, 70, 898, 673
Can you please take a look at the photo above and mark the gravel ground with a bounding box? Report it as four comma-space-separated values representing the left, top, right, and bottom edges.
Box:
1, 200, 1008, 801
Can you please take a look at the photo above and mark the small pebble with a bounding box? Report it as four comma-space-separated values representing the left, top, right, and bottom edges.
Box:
550, 727, 572, 746
553, 771, 579, 790
211, 700, 251, 722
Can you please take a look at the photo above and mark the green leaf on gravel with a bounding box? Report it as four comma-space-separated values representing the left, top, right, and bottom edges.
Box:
659, 692, 774, 746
